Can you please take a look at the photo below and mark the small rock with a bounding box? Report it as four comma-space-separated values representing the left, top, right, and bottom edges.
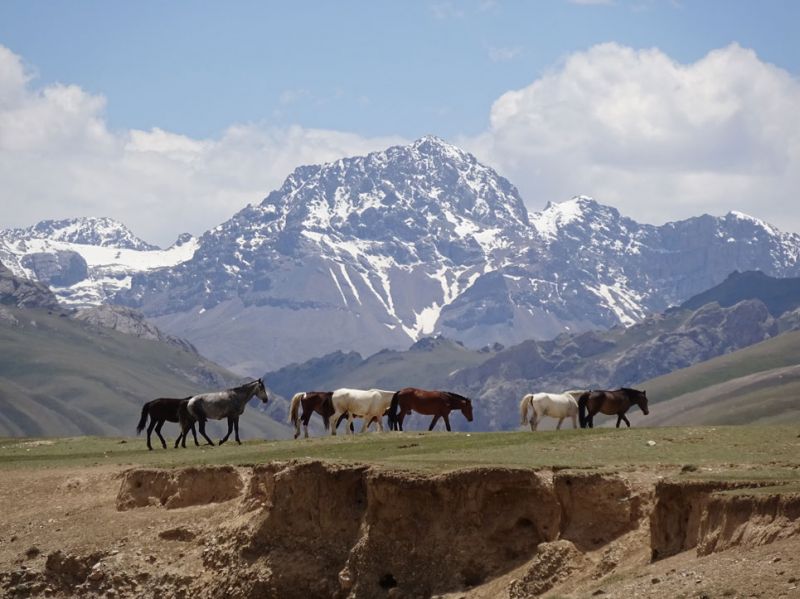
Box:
592, 591, 606, 596
24, 546, 40, 559
790, 577, 798, 583
646, 440, 656, 446
651, 577, 661, 584
88, 568, 104, 582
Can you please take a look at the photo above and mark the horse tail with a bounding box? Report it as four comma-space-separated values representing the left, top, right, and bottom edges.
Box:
289, 392, 304, 424
519, 395, 531, 426
578, 392, 589, 428
289, 392, 304, 436
388, 391, 401, 430
136, 401, 150, 435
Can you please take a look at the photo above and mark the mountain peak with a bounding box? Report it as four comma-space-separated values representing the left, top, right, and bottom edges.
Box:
725, 210, 779, 235
18, 217, 159, 251
531, 196, 613, 239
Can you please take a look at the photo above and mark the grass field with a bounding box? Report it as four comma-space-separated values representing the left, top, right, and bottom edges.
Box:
2, 425, 799, 474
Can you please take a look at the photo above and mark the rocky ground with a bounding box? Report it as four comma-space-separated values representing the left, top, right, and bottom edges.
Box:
1, 451, 798, 598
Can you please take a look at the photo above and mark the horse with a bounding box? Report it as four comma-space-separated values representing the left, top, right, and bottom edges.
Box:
519, 390, 586, 431
289, 391, 335, 439
289, 391, 377, 438
387, 388, 473, 432
578, 388, 649, 429
136, 397, 199, 450
329, 388, 395, 435
177, 379, 269, 447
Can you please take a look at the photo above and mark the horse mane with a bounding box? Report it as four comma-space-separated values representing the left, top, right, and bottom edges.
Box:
443, 391, 471, 405
234, 379, 261, 392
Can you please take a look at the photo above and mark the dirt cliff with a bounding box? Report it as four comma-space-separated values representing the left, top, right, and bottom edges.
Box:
2, 462, 799, 598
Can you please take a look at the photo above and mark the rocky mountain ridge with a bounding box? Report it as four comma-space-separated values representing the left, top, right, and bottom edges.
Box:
3, 137, 799, 371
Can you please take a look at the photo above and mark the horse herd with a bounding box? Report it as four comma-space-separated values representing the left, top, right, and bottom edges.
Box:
136, 379, 649, 450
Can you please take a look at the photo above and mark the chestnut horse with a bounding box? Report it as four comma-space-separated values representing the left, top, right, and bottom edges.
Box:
578, 388, 649, 429
136, 397, 198, 450
388, 387, 473, 432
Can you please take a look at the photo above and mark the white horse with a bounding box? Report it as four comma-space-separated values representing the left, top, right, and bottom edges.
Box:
330, 388, 394, 435
519, 390, 586, 431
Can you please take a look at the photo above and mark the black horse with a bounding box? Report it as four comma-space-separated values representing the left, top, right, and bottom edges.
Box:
136, 397, 199, 450
578, 388, 649, 428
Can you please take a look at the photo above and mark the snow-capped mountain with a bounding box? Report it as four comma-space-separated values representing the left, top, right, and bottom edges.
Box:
4, 137, 800, 373
0, 217, 198, 305
116, 137, 800, 373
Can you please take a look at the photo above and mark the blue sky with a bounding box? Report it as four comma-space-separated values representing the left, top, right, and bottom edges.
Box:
3, 1, 797, 140
1, 1, 799, 245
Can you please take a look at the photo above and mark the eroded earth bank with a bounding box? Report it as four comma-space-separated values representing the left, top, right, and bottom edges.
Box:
2, 461, 799, 598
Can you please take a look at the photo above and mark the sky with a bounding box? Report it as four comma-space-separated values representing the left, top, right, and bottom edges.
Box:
1, 0, 799, 246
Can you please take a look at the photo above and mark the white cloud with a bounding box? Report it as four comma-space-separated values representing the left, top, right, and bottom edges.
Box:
461, 43, 800, 232
2, 41, 799, 249
0, 45, 404, 247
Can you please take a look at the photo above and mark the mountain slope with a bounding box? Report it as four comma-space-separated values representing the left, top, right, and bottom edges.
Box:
626, 329, 800, 426
0, 306, 290, 439
679, 270, 800, 317
264, 299, 800, 432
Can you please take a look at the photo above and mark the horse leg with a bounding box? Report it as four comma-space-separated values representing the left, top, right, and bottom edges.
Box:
219, 417, 234, 445
443, 413, 451, 432
351, 413, 360, 435
154, 420, 167, 449
571, 414, 578, 429
620, 413, 631, 428
587, 409, 595, 429
233, 417, 241, 444
428, 415, 440, 431
146, 418, 156, 451
198, 419, 215, 446
190, 422, 199, 446
330, 411, 340, 436
556, 417, 564, 431
531, 410, 539, 432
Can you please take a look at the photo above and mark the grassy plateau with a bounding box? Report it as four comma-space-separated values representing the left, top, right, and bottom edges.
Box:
2, 425, 799, 474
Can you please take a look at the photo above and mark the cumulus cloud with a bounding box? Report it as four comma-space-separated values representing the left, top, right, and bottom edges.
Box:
0, 45, 404, 247
462, 43, 800, 232
2, 42, 799, 246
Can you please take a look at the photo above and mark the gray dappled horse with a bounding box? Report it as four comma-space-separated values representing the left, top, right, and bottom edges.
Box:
177, 379, 269, 447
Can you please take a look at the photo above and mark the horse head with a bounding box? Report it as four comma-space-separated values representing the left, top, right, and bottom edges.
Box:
255, 378, 270, 404
632, 388, 649, 415
462, 398, 474, 422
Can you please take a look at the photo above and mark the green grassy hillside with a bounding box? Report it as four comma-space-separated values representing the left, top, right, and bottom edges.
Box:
0, 308, 290, 439
630, 330, 800, 426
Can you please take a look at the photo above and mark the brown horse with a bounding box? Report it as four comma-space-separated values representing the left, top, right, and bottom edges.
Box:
289, 391, 335, 439
578, 388, 649, 429
388, 387, 473, 432
136, 397, 199, 450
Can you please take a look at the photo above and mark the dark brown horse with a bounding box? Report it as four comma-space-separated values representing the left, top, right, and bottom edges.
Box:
289, 391, 335, 439
388, 387, 473, 432
136, 397, 198, 450
578, 388, 649, 429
